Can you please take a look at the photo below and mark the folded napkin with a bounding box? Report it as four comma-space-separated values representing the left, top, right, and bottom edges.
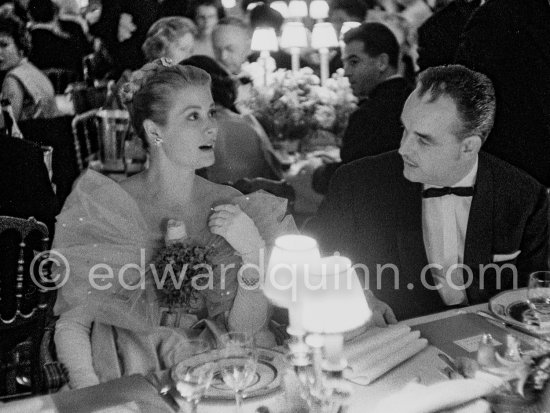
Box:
373, 372, 504, 413
343, 324, 428, 385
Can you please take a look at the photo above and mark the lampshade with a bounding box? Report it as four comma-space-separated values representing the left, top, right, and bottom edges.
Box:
309, 0, 329, 20
246, 1, 262, 11
300, 256, 371, 334
78, 0, 89, 8
263, 235, 321, 308
221, 0, 236, 8
288, 0, 308, 18
280, 22, 308, 49
340, 21, 361, 39
250, 27, 279, 52
311, 22, 339, 49
270, 1, 289, 18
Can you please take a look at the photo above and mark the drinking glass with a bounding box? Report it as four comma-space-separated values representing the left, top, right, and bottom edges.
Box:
218, 332, 259, 413
527, 271, 550, 315
171, 361, 216, 413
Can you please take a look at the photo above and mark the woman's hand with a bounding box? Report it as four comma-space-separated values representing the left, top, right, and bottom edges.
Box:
208, 204, 264, 260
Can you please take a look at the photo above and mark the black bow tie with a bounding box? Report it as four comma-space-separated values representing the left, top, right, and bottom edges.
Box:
422, 186, 475, 198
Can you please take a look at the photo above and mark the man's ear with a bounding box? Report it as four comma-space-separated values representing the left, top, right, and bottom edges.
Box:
377, 53, 390, 72
460, 135, 482, 157
143, 119, 162, 146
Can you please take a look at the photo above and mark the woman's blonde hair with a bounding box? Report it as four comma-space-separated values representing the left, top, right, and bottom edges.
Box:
142, 16, 198, 62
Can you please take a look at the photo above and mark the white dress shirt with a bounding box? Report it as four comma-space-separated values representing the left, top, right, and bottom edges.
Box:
422, 157, 478, 305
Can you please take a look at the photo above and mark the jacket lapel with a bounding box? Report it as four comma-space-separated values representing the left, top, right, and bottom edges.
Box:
464, 155, 494, 273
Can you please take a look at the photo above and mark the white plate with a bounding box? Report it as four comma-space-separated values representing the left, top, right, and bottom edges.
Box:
489, 288, 550, 337
175, 348, 285, 401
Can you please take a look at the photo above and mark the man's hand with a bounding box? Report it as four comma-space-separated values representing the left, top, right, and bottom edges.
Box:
364, 290, 398, 327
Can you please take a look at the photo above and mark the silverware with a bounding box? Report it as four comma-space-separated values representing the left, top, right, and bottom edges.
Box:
475, 310, 547, 340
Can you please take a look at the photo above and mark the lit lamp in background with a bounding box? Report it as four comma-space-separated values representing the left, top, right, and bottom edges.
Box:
250, 27, 279, 86
288, 0, 308, 18
280, 22, 308, 73
221, 0, 236, 8
339, 21, 361, 52
270, 1, 289, 18
309, 0, 329, 20
311, 22, 339, 85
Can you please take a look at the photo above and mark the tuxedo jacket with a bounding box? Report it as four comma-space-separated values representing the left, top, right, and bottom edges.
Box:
306, 151, 549, 320
455, 0, 550, 186
312, 77, 412, 194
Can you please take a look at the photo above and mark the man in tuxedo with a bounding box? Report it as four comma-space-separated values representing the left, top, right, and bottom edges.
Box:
312, 22, 413, 194
455, 0, 550, 186
306, 65, 549, 322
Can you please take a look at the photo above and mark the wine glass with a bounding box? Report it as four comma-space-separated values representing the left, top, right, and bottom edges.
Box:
171, 361, 216, 413
218, 332, 259, 413
527, 271, 550, 316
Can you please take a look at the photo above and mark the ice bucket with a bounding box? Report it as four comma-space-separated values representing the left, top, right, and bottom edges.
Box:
95, 109, 129, 172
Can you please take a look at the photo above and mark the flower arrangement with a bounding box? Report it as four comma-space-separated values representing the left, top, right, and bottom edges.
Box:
153, 241, 213, 312
241, 64, 357, 146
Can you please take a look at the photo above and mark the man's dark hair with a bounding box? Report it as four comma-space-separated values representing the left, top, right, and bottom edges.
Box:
418, 64, 496, 143
343, 22, 399, 68
329, 0, 367, 21
249, 4, 284, 32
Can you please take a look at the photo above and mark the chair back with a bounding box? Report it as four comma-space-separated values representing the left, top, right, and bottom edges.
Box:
232, 177, 296, 215
0, 216, 51, 398
72, 108, 100, 172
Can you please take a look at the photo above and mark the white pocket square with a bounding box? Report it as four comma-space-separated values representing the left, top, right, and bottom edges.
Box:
492, 250, 521, 262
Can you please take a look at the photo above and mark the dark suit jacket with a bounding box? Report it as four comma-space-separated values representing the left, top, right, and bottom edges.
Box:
0, 138, 59, 236
306, 151, 549, 320
455, 0, 550, 186
417, 0, 480, 72
312, 77, 412, 194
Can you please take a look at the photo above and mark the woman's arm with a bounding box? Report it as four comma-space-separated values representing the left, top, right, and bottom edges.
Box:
2, 76, 25, 121
54, 307, 100, 389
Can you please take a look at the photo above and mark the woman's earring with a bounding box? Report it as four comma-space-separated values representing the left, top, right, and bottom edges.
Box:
154, 137, 163, 146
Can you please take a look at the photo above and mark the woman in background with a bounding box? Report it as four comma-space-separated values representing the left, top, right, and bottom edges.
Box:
181, 55, 280, 184
0, 11, 57, 122
142, 16, 197, 63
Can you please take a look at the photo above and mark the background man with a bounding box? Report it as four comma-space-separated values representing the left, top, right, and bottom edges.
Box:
211, 16, 251, 76
307, 65, 549, 321
313, 22, 412, 194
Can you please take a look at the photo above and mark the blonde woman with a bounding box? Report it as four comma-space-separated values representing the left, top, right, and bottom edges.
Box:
142, 16, 197, 63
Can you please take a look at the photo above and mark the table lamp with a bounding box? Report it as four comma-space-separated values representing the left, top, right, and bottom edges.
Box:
264, 234, 321, 334
221, 0, 236, 8
309, 0, 329, 20
288, 0, 308, 18
311, 22, 339, 85
270, 1, 289, 18
301, 255, 371, 370
280, 22, 308, 73
339, 21, 361, 52
250, 27, 279, 86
